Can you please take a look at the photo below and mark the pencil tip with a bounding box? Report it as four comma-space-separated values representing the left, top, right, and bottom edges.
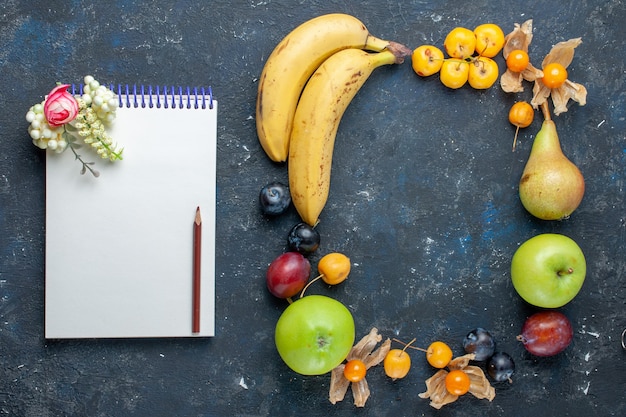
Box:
195, 206, 202, 224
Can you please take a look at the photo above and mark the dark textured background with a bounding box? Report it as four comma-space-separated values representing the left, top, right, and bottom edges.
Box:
1, 1, 625, 416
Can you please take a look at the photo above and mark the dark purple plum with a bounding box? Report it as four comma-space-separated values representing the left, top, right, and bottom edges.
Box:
463, 328, 496, 361
259, 182, 291, 215
487, 352, 515, 382
287, 223, 320, 254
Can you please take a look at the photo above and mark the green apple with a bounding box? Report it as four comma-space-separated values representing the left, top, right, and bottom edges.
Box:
511, 233, 586, 308
275, 295, 355, 375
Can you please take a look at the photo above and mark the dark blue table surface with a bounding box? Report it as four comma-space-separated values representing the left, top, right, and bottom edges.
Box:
1, 1, 625, 416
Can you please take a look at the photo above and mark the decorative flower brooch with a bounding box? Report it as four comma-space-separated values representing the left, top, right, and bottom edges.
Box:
26, 75, 123, 177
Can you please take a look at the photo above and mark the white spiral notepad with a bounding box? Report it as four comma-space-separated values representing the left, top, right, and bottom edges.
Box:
45, 85, 217, 339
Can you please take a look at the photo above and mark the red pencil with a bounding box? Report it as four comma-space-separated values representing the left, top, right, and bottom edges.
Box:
192, 206, 202, 333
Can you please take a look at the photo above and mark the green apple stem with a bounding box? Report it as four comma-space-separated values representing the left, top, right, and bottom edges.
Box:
286, 297, 294, 304
557, 267, 574, 276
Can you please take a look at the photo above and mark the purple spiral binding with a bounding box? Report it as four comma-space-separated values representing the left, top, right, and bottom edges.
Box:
70, 82, 214, 110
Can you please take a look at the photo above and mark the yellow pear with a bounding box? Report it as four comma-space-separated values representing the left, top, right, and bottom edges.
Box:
519, 105, 585, 220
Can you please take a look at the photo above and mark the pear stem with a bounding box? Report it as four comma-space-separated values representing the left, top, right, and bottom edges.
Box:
540, 101, 552, 122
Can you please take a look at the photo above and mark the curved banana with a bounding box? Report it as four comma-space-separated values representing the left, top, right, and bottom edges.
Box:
289, 47, 411, 226
256, 13, 393, 163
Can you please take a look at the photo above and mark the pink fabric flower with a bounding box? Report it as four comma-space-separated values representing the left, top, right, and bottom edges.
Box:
44, 84, 79, 127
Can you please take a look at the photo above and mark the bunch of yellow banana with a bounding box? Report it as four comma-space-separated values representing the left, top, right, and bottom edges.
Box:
288, 47, 409, 226
256, 13, 411, 225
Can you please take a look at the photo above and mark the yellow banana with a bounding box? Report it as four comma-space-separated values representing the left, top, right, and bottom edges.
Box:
256, 13, 393, 163
289, 47, 410, 226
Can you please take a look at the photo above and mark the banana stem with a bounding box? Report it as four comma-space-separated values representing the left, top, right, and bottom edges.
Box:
365, 34, 394, 52
384, 41, 413, 64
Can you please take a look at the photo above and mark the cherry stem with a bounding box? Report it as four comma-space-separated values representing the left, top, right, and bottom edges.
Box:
392, 337, 427, 353
454, 59, 465, 70
401, 337, 417, 353
299, 274, 323, 298
512, 125, 520, 152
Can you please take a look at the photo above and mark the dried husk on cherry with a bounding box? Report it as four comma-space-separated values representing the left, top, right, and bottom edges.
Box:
329, 327, 391, 407
418, 353, 496, 409
500, 19, 544, 93
531, 37, 587, 115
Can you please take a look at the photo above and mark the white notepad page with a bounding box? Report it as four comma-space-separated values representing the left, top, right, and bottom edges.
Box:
45, 95, 217, 338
